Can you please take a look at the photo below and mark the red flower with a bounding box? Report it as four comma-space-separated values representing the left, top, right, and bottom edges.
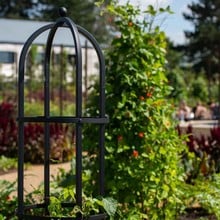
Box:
146, 92, 152, 98
117, 135, 123, 141
139, 96, 145, 101
138, 132, 144, 138
132, 150, 139, 158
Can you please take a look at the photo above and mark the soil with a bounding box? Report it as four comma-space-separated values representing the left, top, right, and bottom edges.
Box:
178, 208, 217, 220
0, 162, 71, 195
0, 168, 17, 175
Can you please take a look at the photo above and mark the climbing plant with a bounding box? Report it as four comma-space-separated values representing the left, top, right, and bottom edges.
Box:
84, 1, 188, 219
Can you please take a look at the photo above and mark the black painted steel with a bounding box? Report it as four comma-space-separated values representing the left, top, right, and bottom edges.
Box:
17, 7, 107, 220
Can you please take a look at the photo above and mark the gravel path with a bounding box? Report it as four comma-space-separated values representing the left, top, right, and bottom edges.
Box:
0, 162, 71, 195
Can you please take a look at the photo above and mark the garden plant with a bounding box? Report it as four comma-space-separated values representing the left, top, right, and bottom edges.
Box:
0, 101, 74, 163
84, 1, 189, 219
1, 1, 220, 220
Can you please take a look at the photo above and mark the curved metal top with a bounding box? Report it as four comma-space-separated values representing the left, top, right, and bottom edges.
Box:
18, 7, 106, 118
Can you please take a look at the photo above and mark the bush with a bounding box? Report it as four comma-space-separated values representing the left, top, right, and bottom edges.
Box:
0, 101, 17, 157
23, 123, 74, 163
0, 101, 74, 163
179, 125, 220, 181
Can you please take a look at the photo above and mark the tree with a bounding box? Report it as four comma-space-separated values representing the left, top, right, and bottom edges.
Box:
166, 40, 189, 102
0, 0, 113, 44
183, 0, 220, 97
0, 0, 39, 19
39, 0, 113, 43
165, 40, 210, 104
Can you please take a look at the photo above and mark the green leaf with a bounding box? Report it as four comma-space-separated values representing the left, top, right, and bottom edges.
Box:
102, 197, 117, 217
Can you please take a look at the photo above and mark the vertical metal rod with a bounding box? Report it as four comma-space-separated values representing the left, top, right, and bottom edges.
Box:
99, 46, 105, 197
77, 26, 106, 196
18, 39, 25, 220
58, 18, 83, 209
17, 122, 24, 219
44, 16, 83, 208
99, 125, 105, 196
75, 123, 82, 207
44, 48, 50, 213
17, 23, 54, 219
59, 45, 64, 116
75, 36, 83, 208
84, 40, 88, 104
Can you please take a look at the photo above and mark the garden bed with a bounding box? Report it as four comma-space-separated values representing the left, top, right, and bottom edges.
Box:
179, 208, 217, 220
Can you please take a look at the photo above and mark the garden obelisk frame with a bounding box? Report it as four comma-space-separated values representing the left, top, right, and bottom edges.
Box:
17, 7, 108, 220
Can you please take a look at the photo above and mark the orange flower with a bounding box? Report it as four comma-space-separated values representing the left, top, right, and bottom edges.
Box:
139, 96, 145, 101
146, 92, 152, 98
128, 21, 133, 27
117, 135, 123, 141
132, 150, 139, 158
138, 132, 144, 138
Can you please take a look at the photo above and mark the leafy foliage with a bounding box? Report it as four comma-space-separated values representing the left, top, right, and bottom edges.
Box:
47, 186, 117, 218
165, 41, 210, 104
0, 177, 117, 219
0, 101, 17, 157
23, 122, 74, 163
85, 2, 188, 219
0, 180, 17, 220
0, 0, 38, 19
0, 101, 74, 163
183, 0, 220, 87
179, 125, 220, 181
181, 174, 220, 219
0, 156, 17, 173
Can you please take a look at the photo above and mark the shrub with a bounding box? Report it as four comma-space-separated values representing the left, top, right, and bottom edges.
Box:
179, 125, 220, 182
0, 101, 74, 163
0, 101, 17, 157
24, 123, 74, 163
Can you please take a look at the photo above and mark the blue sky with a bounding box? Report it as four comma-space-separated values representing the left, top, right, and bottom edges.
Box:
162, 0, 195, 45
118, 0, 196, 45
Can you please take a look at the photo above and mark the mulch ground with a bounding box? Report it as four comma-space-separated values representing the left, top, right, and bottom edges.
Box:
178, 208, 217, 220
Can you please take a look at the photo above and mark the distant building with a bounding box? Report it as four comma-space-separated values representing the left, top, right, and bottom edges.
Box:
0, 18, 99, 90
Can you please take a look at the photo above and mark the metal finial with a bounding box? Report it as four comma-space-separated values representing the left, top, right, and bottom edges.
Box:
59, 7, 67, 17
